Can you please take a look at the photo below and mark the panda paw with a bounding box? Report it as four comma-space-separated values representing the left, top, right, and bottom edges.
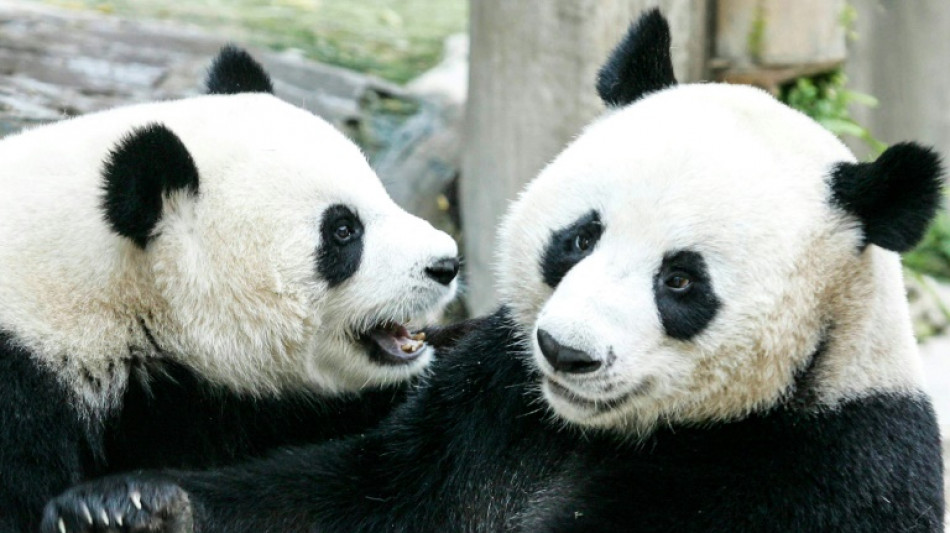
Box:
41, 475, 193, 533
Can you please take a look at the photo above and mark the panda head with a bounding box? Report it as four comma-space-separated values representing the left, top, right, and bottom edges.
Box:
497, 10, 944, 435
96, 47, 459, 395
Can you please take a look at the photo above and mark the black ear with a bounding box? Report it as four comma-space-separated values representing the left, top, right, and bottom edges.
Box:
206, 45, 274, 95
596, 8, 677, 108
101, 123, 200, 248
831, 142, 945, 252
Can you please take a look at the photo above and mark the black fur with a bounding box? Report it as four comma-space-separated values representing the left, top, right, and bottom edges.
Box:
0, 330, 409, 533
44, 309, 945, 532
831, 142, 945, 252
420, 315, 491, 351
205, 45, 274, 95
104, 360, 408, 472
541, 211, 603, 287
596, 8, 677, 108
653, 250, 721, 340
101, 124, 200, 248
0, 333, 91, 533
316, 204, 364, 287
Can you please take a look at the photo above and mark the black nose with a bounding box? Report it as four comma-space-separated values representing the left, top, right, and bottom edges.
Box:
536, 329, 601, 374
425, 257, 460, 286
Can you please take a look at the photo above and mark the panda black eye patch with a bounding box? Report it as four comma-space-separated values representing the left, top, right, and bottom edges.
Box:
653, 250, 721, 340
317, 204, 364, 287
541, 211, 603, 288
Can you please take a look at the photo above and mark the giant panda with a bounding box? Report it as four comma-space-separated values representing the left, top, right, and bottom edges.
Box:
0, 46, 461, 531
43, 10, 946, 533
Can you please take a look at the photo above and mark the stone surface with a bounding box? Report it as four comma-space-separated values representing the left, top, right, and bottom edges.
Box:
379, 34, 468, 236
0, 0, 415, 162
715, 0, 846, 68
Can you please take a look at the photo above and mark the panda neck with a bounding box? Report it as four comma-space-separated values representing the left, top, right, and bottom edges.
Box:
787, 331, 831, 408
793, 247, 924, 408
6, 250, 167, 414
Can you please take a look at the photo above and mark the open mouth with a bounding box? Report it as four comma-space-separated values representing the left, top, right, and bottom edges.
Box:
358, 320, 429, 366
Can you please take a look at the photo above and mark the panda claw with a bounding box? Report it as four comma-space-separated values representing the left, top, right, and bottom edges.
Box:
116, 514, 123, 527
57, 517, 66, 533
131, 491, 142, 510
100, 509, 109, 526
80, 503, 93, 525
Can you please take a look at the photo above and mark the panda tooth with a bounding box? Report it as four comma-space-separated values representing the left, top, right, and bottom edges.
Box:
400, 343, 414, 353
412, 332, 426, 342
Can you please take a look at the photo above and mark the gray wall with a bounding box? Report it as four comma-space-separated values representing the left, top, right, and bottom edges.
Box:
845, 0, 950, 159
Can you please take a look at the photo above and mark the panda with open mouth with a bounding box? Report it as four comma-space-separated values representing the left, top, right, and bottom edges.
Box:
0, 46, 461, 532
44, 10, 945, 533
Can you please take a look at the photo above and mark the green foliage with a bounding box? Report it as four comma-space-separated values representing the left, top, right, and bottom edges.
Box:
745, 0, 766, 63
44, 0, 467, 84
781, 71, 886, 154
838, 2, 859, 42
782, 72, 950, 282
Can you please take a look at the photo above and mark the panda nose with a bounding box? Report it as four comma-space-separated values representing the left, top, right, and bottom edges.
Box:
536, 329, 601, 374
425, 257, 460, 286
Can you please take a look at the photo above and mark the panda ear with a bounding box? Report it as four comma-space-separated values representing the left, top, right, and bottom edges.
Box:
831, 142, 945, 252
596, 8, 677, 108
101, 123, 200, 248
206, 45, 274, 95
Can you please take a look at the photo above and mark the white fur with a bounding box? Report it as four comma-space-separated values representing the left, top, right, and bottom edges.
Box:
0, 93, 457, 412
496, 84, 923, 435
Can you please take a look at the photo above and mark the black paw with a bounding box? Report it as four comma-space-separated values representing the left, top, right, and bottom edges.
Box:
41, 475, 193, 533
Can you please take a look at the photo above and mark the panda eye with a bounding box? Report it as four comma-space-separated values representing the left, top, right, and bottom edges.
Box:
665, 273, 692, 292
571, 222, 602, 253
573, 233, 592, 252
332, 221, 360, 244
541, 211, 602, 288
334, 223, 354, 242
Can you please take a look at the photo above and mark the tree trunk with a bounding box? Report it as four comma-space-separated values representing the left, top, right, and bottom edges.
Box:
461, 0, 709, 314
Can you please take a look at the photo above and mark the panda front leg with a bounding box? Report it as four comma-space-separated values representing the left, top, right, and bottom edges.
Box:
41, 475, 192, 533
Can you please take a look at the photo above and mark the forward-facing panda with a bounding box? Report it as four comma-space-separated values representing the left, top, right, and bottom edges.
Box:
45, 10, 945, 533
0, 47, 461, 531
